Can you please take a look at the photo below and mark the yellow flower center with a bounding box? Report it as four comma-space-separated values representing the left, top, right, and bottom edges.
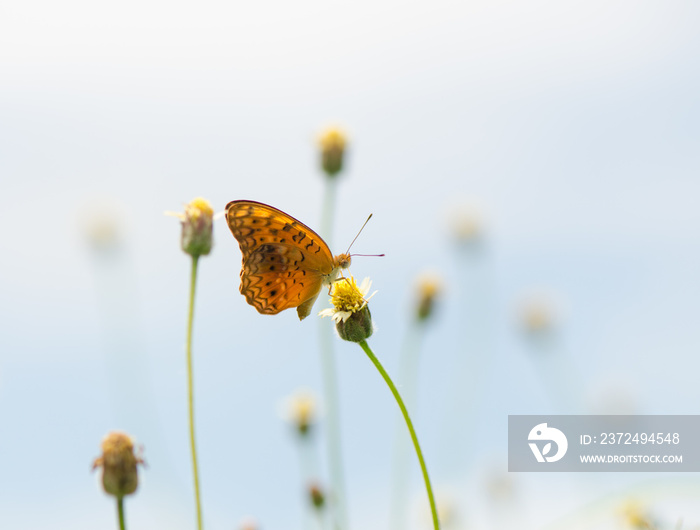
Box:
186, 197, 214, 219
291, 396, 315, 425
330, 277, 366, 313
417, 276, 441, 299
318, 127, 347, 151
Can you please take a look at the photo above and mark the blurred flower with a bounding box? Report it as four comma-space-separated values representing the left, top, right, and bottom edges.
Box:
621, 501, 655, 529
81, 201, 126, 255
319, 277, 376, 342
484, 468, 515, 503
318, 126, 348, 178
281, 388, 318, 436
308, 482, 326, 510
414, 273, 442, 322
92, 431, 144, 498
449, 203, 483, 245
168, 197, 214, 257
420, 492, 457, 529
519, 295, 557, 335
238, 516, 260, 530
85, 215, 121, 253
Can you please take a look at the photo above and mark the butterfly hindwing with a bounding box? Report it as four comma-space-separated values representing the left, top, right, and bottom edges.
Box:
240, 244, 324, 315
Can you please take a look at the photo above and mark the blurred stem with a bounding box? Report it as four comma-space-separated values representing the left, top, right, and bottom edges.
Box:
358, 340, 439, 530
390, 323, 424, 530
318, 325, 346, 530
186, 255, 203, 530
321, 177, 337, 242
318, 176, 347, 530
314, 507, 328, 530
116, 496, 126, 530
296, 434, 319, 530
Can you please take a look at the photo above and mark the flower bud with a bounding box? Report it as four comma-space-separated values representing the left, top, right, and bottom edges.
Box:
415, 274, 441, 322
318, 127, 347, 178
336, 305, 373, 342
92, 431, 144, 498
308, 483, 326, 510
179, 197, 214, 257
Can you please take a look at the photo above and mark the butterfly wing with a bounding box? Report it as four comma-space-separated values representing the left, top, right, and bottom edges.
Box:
225, 200, 335, 319
239, 243, 325, 317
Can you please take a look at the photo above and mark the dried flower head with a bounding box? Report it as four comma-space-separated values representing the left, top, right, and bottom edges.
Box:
415, 273, 442, 322
281, 388, 318, 436
168, 197, 214, 257
92, 431, 144, 498
319, 277, 376, 342
318, 126, 348, 178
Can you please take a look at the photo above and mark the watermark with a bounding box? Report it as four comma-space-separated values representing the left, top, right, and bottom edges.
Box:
509, 415, 700, 472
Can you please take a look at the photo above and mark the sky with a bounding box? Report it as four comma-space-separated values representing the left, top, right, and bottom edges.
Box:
2, 1, 700, 529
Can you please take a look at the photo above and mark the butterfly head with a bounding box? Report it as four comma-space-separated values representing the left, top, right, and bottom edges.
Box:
334, 253, 352, 270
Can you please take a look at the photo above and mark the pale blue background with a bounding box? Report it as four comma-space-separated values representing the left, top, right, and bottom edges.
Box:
2, 1, 700, 528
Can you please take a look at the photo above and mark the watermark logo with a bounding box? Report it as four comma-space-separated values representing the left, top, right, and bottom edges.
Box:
510, 415, 698, 472
528, 423, 568, 463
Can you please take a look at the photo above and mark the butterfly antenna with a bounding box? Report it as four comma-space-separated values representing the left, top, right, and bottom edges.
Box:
345, 213, 373, 254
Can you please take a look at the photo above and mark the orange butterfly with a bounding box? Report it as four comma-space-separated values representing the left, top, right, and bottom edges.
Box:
225, 200, 351, 320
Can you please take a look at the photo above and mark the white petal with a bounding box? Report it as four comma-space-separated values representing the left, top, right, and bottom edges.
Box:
365, 290, 378, 303
358, 277, 372, 296
318, 308, 336, 318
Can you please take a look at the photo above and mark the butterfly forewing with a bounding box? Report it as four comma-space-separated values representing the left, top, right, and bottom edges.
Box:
226, 201, 334, 270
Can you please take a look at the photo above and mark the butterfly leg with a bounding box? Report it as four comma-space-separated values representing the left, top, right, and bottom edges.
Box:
327, 275, 351, 294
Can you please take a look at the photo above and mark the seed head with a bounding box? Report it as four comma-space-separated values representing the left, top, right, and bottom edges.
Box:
92, 431, 144, 498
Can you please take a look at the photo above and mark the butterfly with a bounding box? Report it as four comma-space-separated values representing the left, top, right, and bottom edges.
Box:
225, 200, 352, 320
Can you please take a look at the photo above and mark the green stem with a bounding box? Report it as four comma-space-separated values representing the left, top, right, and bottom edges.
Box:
116, 496, 126, 530
390, 324, 423, 530
358, 340, 440, 530
186, 255, 203, 530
